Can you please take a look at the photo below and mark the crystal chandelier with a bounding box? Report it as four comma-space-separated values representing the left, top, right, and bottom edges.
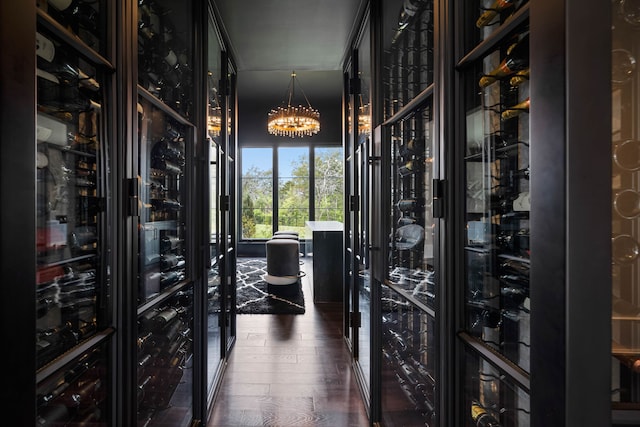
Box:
268, 71, 320, 138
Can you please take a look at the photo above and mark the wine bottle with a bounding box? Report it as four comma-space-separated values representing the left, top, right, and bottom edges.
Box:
479, 33, 529, 88
48, 0, 99, 33
612, 234, 640, 265
151, 307, 180, 330
471, 401, 502, 427
399, 138, 424, 157
161, 254, 185, 270
476, 0, 516, 28
509, 68, 530, 87
397, 198, 422, 212
613, 139, 640, 171
398, 159, 423, 177
160, 235, 181, 252
151, 159, 182, 175
36, 32, 100, 91
501, 97, 530, 120
151, 139, 185, 165
614, 189, 640, 219
398, 216, 418, 226
392, 0, 428, 43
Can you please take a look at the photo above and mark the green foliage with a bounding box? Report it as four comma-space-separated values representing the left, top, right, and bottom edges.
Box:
241, 148, 344, 239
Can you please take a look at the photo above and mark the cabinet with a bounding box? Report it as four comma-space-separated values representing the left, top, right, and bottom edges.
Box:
135, 0, 196, 425
458, 2, 531, 425
34, 1, 114, 425
374, 0, 437, 425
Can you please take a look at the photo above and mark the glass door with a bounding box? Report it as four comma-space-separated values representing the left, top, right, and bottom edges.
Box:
378, 0, 437, 425
458, 2, 530, 426
35, 1, 114, 425
356, 15, 373, 394
136, 0, 195, 424
206, 10, 223, 401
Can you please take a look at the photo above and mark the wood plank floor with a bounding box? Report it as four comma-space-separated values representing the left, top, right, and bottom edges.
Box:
207, 258, 370, 427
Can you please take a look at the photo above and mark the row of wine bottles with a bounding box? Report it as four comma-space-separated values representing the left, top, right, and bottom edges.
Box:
138, 0, 193, 118
37, 347, 107, 426
38, 0, 102, 52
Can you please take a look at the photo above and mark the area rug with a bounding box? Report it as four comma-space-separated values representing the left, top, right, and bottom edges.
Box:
236, 258, 305, 315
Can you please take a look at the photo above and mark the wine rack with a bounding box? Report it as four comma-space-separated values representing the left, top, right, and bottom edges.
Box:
460, 1, 530, 426
381, 288, 437, 426
611, 1, 640, 413
36, 345, 108, 426
379, 0, 437, 425
138, 0, 194, 120
138, 97, 188, 304
34, 2, 112, 423
37, 0, 106, 55
136, 286, 194, 425
36, 26, 107, 365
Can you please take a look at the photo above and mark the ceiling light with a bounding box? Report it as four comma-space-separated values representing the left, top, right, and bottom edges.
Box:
267, 71, 320, 138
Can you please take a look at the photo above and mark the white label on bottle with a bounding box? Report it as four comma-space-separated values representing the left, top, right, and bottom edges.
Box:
37, 113, 68, 145
36, 32, 55, 62
36, 68, 59, 84
164, 50, 178, 67
37, 152, 49, 169
48, 0, 73, 11
36, 125, 53, 142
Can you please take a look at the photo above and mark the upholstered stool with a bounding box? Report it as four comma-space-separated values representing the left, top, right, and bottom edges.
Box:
274, 230, 299, 237
271, 232, 299, 241
265, 238, 300, 296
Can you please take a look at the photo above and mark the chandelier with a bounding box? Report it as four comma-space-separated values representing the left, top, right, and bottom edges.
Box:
267, 71, 320, 138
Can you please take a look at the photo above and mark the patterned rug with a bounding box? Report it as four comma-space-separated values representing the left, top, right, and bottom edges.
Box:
236, 258, 305, 315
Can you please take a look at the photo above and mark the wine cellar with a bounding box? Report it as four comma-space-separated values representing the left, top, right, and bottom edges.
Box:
0, 0, 628, 426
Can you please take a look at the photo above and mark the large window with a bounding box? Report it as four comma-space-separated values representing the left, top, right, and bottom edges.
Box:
240, 146, 343, 240
278, 147, 310, 236
241, 147, 273, 239
315, 147, 344, 222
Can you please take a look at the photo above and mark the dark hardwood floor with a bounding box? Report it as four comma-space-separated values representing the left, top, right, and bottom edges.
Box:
207, 258, 370, 427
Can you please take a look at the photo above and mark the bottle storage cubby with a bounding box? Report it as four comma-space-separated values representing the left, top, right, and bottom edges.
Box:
381, 288, 436, 426
138, 0, 194, 119
37, 0, 106, 56
459, 1, 530, 425
136, 286, 194, 425
36, 27, 107, 367
36, 345, 109, 426
462, 349, 530, 427
138, 97, 189, 304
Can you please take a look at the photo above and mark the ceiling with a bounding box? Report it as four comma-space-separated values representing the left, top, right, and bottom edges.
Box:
212, 0, 367, 102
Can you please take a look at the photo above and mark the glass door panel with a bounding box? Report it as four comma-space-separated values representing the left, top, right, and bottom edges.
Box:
35, 18, 111, 425
37, 0, 107, 55
138, 0, 194, 119
137, 97, 189, 304
136, 285, 194, 425
459, 3, 530, 425
357, 18, 372, 391
206, 14, 223, 396
612, 1, 640, 415
36, 26, 108, 369
380, 1, 435, 424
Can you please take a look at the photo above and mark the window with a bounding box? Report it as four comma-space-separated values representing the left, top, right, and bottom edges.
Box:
314, 147, 344, 222
240, 147, 273, 239
239, 145, 343, 240
278, 147, 309, 237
